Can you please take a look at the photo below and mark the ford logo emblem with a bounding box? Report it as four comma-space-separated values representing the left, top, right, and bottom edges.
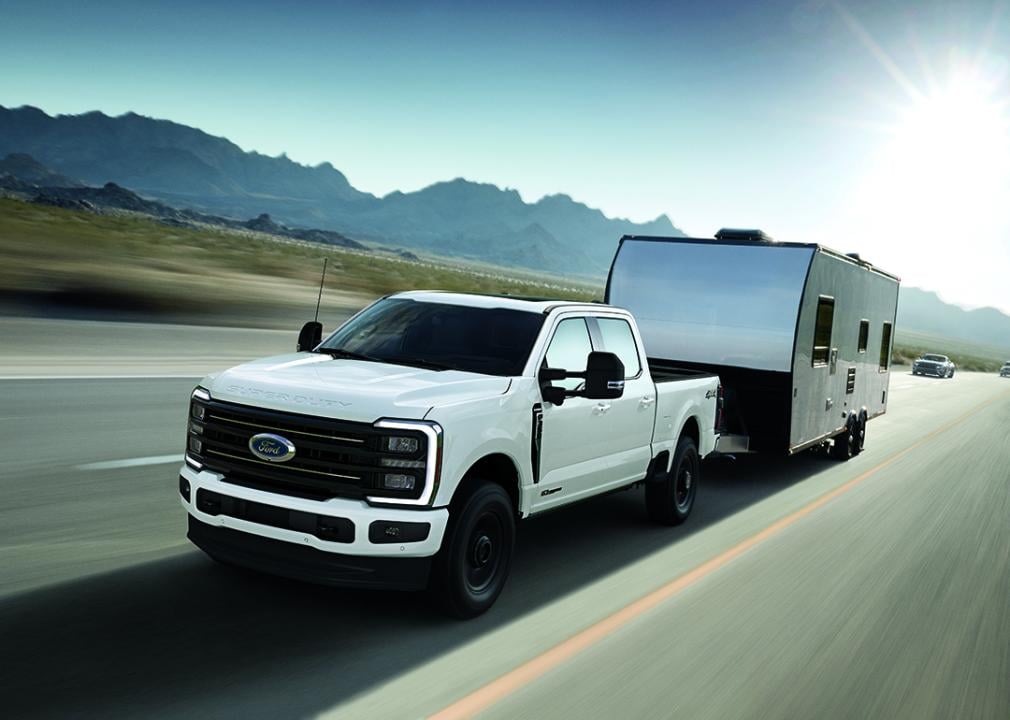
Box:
248, 433, 296, 463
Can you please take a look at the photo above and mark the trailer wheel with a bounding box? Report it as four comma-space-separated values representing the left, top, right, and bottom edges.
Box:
429, 482, 515, 619
831, 418, 856, 461
853, 413, 866, 456
646, 436, 699, 525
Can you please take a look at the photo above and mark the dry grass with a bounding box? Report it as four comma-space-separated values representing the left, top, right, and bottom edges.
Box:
0, 198, 599, 326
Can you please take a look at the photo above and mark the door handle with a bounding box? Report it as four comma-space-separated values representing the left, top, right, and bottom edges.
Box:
639, 396, 655, 408
593, 402, 611, 415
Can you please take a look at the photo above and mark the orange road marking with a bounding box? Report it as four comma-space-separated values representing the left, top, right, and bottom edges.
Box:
431, 390, 1010, 720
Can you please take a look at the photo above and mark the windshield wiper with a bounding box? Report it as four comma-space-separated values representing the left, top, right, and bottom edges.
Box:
317, 348, 457, 372
317, 348, 382, 363
384, 357, 459, 372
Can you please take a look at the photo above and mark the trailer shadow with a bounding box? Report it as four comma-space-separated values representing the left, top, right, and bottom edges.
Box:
1, 452, 834, 719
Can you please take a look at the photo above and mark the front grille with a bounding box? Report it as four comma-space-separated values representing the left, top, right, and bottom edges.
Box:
187, 398, 426, 501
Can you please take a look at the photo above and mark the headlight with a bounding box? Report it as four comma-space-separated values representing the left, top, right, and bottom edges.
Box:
370, 419, 442, 506
187, 387, 210, 465
382, 473, 416, 490
384, 435, 420, 454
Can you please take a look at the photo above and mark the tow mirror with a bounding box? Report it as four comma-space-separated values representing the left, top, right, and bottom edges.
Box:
297, 321, 322, 351
583, 352, 625, 400
538, 351, 625, 406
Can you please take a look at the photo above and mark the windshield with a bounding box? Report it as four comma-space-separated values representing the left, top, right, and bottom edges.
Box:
921, 354, 946, 362
318, 298, 545, 376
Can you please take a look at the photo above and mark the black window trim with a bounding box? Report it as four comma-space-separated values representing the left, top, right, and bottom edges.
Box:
879, 321, 893, 373
857, 318, 870, 354
812, 295, 835, 369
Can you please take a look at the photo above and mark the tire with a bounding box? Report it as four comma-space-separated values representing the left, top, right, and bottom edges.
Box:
949, 368, 955, 378
853, 413, 866, 456
646, 436, 700, 525
429, 482, 515, 619
831, 418, 856, 461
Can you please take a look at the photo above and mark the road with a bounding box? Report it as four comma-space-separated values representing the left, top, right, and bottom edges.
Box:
1, 329, 1008, 719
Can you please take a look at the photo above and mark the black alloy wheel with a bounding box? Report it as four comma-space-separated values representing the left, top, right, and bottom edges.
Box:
646, 435, 700, 525
430, 482, 515, 619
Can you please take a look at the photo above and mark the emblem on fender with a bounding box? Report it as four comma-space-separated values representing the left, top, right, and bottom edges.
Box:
248, 433, 296, 462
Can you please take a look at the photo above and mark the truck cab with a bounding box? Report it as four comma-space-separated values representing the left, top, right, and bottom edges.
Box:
181, 291, 719, 617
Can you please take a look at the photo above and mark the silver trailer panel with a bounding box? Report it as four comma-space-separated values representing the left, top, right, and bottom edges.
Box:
790, 250, 899, 451
607, 235, 900, 455
606, 240, 814, 373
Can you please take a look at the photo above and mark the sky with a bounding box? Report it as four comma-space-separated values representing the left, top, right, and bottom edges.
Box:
1, 0, 1009, 312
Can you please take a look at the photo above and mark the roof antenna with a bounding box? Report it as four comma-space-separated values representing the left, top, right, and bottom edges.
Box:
313, 258, 328, 323
297, 258, 328, 352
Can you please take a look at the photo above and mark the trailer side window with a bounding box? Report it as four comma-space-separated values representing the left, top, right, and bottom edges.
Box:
857, 319, 869, 353
879, 322, 893, 371
812, 296, 835, 367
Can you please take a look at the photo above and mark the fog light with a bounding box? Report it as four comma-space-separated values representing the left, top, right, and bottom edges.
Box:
188, 436, 203, 454
385, 436, 419, 453
179, 476, 191, 502
382, 473, 415, 490
368, 520, 431, 544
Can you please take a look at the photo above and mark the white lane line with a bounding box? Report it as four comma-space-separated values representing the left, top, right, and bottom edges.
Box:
0, 375, 204, 380
76, 454, 184, 471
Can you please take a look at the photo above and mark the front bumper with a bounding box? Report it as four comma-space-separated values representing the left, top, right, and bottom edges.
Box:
188, 516, 433, 590
914, 366, 945, 376
180, 464, 449, 586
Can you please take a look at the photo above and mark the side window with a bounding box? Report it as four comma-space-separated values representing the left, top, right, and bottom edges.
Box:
544, 318, 592, 391
595, 318, 642, 378
812, 296, 835, 367
857, 319, 869, 353
879, 322, 893, 371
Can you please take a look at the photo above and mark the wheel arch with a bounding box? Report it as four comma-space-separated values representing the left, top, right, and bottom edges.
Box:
450, 453, 522, 519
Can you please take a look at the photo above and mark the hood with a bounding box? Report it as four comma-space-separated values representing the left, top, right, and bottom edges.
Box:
204, 353, 511, 423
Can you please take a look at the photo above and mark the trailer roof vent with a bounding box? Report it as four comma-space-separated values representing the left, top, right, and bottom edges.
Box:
714, 228, 774, 243
846, 252, 862, 261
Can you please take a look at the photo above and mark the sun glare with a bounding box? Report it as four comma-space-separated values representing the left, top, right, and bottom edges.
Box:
853, 67, 1010, 248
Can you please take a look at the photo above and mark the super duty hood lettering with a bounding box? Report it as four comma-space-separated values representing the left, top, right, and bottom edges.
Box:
225, 385, 352, 408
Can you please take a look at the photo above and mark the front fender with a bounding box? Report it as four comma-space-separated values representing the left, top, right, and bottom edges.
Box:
426, 385, 536, 512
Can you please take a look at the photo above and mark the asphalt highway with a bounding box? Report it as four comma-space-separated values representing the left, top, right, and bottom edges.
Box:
1, 330, 1008, 719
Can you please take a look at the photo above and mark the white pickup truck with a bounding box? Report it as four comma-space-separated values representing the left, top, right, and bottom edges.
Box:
180, 292, 720, 617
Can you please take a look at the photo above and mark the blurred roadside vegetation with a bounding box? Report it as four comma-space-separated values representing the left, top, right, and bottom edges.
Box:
0, 198, 599, 328
1, 197, 1006, 374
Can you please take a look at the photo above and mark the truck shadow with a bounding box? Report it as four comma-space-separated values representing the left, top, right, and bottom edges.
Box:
1, 453, 832, 719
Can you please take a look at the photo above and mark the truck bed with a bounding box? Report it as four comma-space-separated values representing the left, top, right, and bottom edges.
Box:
648, 359, 719, 383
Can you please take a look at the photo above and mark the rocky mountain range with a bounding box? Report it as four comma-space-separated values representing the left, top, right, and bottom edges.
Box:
0, 105, 683, 274
0, 155, 363, 250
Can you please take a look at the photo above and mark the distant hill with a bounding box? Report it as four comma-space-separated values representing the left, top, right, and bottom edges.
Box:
0, 157, 364, 250
0, 152, 81, 187
0, 105, 684, 274
897, 287, 1010, 353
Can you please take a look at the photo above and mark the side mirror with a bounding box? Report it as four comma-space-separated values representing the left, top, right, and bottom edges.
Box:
583, 351, 625, 399
538, 351, 625, 406
297, 321, 322, 351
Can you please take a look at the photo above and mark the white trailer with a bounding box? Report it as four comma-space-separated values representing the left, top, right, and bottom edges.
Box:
605, 229, 901, 459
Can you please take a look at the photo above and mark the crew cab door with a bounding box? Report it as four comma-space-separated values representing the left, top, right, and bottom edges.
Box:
534, 313, 653, 511
535, 316, 611, 510
588, 316, 654, 484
